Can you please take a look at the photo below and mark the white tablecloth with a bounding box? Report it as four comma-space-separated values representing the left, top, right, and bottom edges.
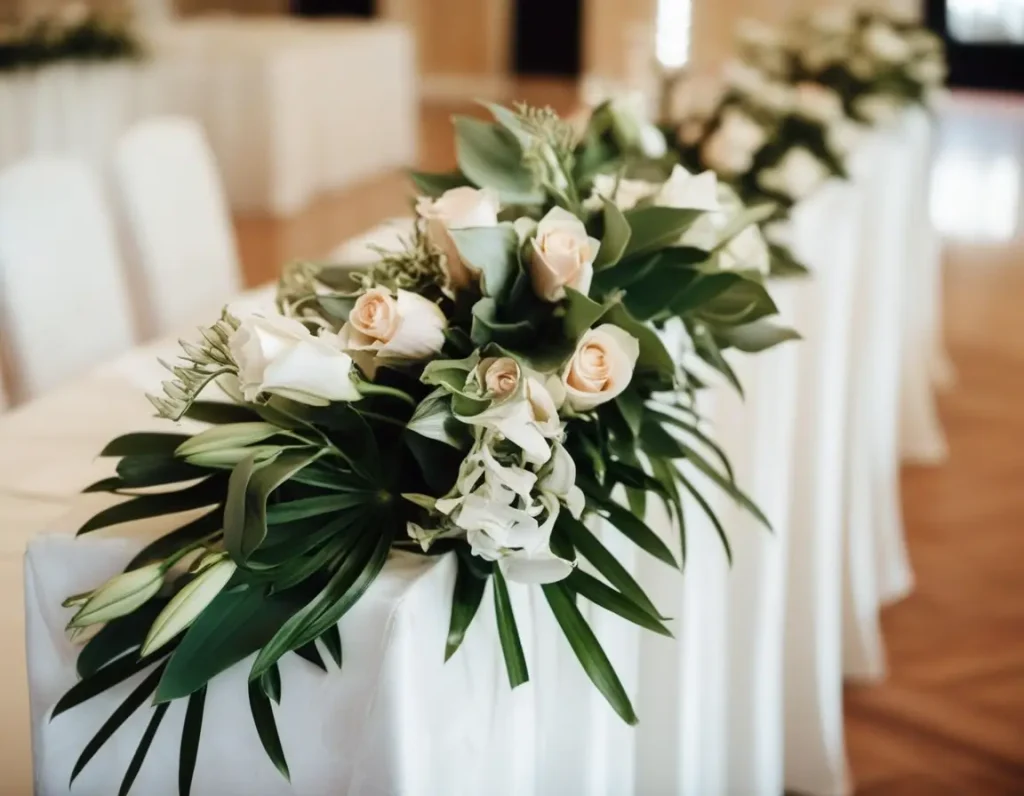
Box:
0, 19, 417, 216
6, 110, 944, 792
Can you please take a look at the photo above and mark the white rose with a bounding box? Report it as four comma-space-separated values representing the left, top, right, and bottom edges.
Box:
529, 207, 600, 302
415, 187, 500, 291
794, 82, 845, 124
584, 174, 658, 212
562, 324, 640, 412
909, 56, 946, 86
478, 356, 520, 399
677, 181, 741, 251
720, 224, 770, 275
338, 288, 447, 361
230, 314, 361, 405
736, 18, 784, 49
655, 165, 722, 212
863, 23, 911, 63
758, 147, 832, 201
639, 124, 668, 158
849, 54, 877, 80
854, 93, 903, 125
808, 7, 854, 35
701, 109, 767, 176
827, 118, 864, 156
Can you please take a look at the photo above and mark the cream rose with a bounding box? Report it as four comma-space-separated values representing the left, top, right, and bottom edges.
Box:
415, 186, 500, 291
478, 357, 520, 400
529, 207, 600, 303
701, 108, 767, 176
758, 147, 831, 201
229, 314, 361, 405
338, 287, 447, 361
562, 324, 640, 412
794, 82, 845, 124
720, 224, 771, 275
863, 23, 911, 63
584, 174, 658, 212
655, 165, 721, 212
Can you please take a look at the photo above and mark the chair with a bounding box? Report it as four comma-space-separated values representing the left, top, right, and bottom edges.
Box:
0, 157, 135, 403
114, 116, 241, 337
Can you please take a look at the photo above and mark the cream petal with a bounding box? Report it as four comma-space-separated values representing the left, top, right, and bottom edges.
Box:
260, 340, 360, 404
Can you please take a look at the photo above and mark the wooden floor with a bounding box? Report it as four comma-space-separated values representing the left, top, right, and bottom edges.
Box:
231, 85, 1024, 794
843, 93, 1024, 795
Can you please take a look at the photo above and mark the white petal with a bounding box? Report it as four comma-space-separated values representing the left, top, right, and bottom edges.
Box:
260, 340, 361, 404
499, 549, 575, 584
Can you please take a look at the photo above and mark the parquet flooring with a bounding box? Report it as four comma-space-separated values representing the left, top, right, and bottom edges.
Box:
843, 93, 1024, 795
81, 83, 1017, 794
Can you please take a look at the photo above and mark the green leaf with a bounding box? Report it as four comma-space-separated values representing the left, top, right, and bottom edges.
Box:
622, 206, 703, 258
566, 570, 671, 636
669, 272, 743, 316
178, 687, 206, 796
126, 509, 222, 570
598, 499, 677, 568
77, 598, 170, 678
614, 388, 644, 438
224, 449, 322, 563
118, 701, 169, 796
716, 318, 801, 352
450, 224, 520, 300
542, 581, 637, 725
100, 433, 191, 457
293, 642, 327, 671
248, 679, 290, 781
645, 407, 735, 483
408, 169, 470, 197
767, 241, 810, 278
78, 476, 226, 535
558, 514, 664, 619
470, 297, 535, 348
70, 663, 166, 785
406, 389, 474, 451
265, 493, 373, 525
563, 287, 612, 341
454, 116, 541, 204
602, 303, 676, 380
250, 523, 393, 680
260, 663, 282, 705
693, 330, 745, 397
54, 643, 175, 719
681, 444, 770, 529
320, 625, 343, 668
445, 553, 488, 661
155, 586, 302, 703
699, 277, 779, 325
716, 202, 777, 243
677, 472, 732, 565
649, 457, 685, 563
184, 401, 262, 425
84, 456, 207, 493
492, 569, 529, 688
593, 198, 631, 270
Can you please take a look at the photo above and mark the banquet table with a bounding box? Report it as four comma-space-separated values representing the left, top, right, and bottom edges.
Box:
0, 18, 417, 216
2, 107, 945, 794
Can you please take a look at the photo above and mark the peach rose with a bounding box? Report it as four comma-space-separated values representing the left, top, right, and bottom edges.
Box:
529, 207, 600, 303
416, 186, 500, 291
339, 287, 446, 361
562, 324, 640, 411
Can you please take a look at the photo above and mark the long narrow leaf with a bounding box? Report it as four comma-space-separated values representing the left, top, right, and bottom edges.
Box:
70, 663, 166, 784
677, 472, 732, 565
646, 408, 736, 484
260, 663, 282, 705
558, 514, 665, 619
126, 509, 222, 570
319, 625, 343, 668
79, 477, 226, 535
492, 569, 528, 688
54, 643, 176, 719
567, 570, 672, 637
77, 598, 170, 678
649, 457, 685, 564
445, 553, 488, 661
118, 701, 169, 796
598, 498, 678, 569
178, 687, 206, 796
681, 447, 770, 529
293, 642, 327, 671
248, 679, 290, 781
184, 401, 262, 425
101, 433, 191, 457
542, 582, 637, 725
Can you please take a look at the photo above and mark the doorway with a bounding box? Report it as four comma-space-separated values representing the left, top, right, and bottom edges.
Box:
291, 0, 374, 17
513, 0, 583, 77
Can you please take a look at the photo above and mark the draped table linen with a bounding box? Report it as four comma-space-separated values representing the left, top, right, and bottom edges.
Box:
0, 19, 417, 216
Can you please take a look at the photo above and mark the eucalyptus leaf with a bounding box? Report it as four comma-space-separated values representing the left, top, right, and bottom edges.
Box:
716, 318, 801, 352
593, 198, 631, 270
450, 223, 520, 300
623, 206, 702, 258
454, 115, 542, 204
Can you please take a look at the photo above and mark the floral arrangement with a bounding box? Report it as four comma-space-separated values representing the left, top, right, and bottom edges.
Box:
55, 103, 797, 793
0, 4, 143, 73
737, 9, 947, 126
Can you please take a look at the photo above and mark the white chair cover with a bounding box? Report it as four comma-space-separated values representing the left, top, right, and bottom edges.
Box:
0, 157, 134, 402
114, 116, 242, 336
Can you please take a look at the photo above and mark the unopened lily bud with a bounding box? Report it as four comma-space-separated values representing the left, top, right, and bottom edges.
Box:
141, 558, 236, 656
67, 563, 165, 629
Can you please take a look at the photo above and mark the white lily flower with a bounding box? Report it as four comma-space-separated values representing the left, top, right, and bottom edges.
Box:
655, 165, 722, 213
141, 558, 236, 656
68, 563, 164, 629
541, 442, 586, 519
720, 224, 771, 275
